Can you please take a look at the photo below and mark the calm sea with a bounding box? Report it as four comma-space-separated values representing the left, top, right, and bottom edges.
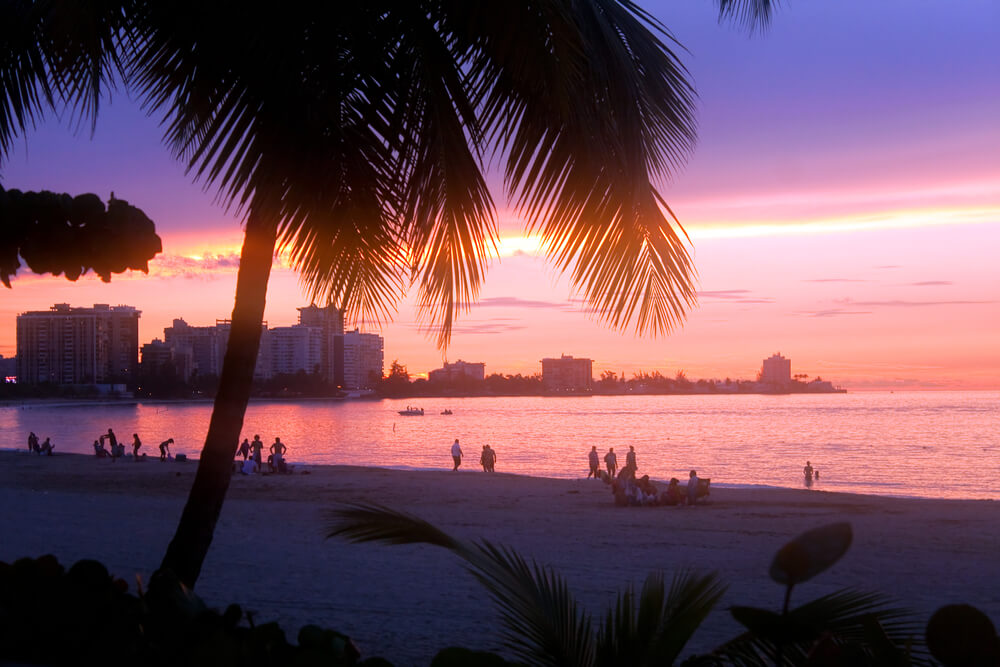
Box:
2, 391, 997, 500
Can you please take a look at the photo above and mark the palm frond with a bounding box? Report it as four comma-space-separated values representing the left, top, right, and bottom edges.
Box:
597, 570, 726, 666
328, 503, 595, 667
712, 589, 931, 666
715, 0, 777, 32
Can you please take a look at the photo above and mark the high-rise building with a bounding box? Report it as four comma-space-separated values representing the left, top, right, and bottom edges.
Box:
342, 329, 383, 389
541, 354, 593, 392
761, 352, 792, 386
266, 325, 324, 376
296, 303, 344, 381
162, 318, 268, 380
16, 303, 140, 386
428, 359, 486, 383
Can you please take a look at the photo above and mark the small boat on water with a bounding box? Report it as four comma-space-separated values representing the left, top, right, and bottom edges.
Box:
440, 409, 453, 415
398, 406, 424, 416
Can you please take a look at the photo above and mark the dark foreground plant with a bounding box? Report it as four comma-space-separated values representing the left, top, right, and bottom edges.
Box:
329, 508, 933, 666
328, 503, 724, 666
0, 555, 386, 667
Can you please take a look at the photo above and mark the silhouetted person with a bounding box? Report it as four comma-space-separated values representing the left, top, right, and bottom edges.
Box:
804, 460, 815, 487
604, 448, 617, 478
251, 435, 264, 471
159, 438, 173, 462
687, 469, 700, 506
270, 437, 287, 472
238, 438, 250, 461
27, 432, 38, 453
587, 446, 600, 478
38, 437, 54, 456
626, 445, 637, 470
132, 433, 142, 460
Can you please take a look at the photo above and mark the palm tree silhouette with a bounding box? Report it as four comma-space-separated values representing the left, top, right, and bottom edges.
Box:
2, 0, 774, 588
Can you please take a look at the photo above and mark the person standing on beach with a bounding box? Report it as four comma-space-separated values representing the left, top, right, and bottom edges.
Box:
132, 433, 142, 460
626, 445, 637, 471
480, 445, 490, 472
587, 446, 600, 478
238, 438, 250, 461
451, 439, 463, 471
251, 435, 264, 471
104, 428, 119, 462
27, 432, 38, 453
270, 437, 287, 472
604, 448, 617, 478
484, 445, 496, 472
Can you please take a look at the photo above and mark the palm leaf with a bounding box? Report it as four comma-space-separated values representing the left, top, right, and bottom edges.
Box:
597, 570, 726, 666
711, 589, 930, 666
328, 502, 595, 666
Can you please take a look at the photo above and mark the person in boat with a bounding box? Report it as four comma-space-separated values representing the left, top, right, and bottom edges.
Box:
451, 439, 463, 471
587, 446, 600, 479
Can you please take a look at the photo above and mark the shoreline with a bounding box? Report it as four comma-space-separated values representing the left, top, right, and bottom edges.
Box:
3, 449, 993, 504
3, 450, 1000, 663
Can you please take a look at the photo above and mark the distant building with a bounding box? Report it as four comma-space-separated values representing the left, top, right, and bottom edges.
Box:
0, 355, 16, 382
297, 303, 344, 381
429, 359, 486, 383
16, 303, 140, 386
761, 352, 792, 386
162, 318, 268, 381
541, 354, 593, 392
266, 325, 324, 376
342, 329, 384, 389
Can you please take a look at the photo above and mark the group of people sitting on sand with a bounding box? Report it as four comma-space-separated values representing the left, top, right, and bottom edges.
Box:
26, 431, 54, 456
90, 428, 174, 462
587, 445, 709, 507
234, 434, 290, 474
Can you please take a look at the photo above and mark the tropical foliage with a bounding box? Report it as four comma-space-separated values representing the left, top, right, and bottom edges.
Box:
328, 510, 936, 666
1, 0, 776, 589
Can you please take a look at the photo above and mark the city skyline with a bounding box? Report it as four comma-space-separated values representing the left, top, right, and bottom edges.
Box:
1, 0, 997, 390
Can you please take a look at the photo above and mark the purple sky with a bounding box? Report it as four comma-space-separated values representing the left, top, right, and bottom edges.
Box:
2, 0, 998, 389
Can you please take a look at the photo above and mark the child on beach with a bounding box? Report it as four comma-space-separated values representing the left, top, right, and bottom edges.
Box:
159, 438, 174, 462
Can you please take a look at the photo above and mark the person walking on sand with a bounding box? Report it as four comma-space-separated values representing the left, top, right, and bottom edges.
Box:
159, 438, 173, 462
587, 446, 600, 479
484, 445, 497, 472
451, 439, 463, 471
604, 447, 618, 478
238, 438, 250, 461
480, 445, 490, 472
626, 445, 637, 471
132, 433, 142, 460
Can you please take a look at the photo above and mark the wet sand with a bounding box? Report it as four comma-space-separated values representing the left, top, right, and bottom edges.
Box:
1, 450, 998, 664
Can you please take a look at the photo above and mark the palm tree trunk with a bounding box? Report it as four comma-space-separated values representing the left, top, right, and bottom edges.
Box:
160, 210, 277, 589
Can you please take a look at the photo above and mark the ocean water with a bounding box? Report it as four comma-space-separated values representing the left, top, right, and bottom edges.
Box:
2, 391, 997, 500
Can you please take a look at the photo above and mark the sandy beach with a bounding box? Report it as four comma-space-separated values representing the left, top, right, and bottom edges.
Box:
2, 450, 999, 664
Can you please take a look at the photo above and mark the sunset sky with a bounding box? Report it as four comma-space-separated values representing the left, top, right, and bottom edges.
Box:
1, 0, 997, 389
